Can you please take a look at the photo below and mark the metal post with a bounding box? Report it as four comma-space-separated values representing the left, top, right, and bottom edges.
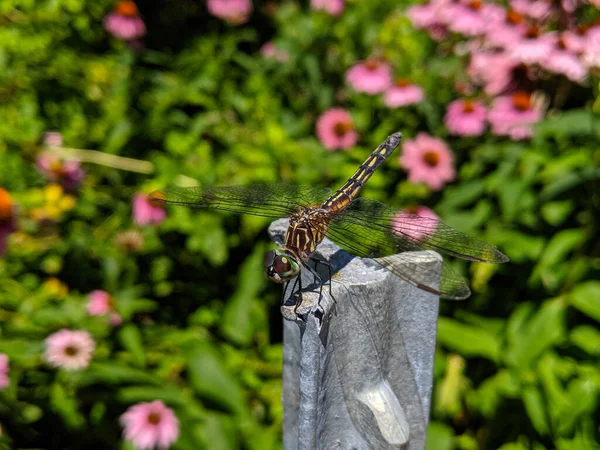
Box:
269, 219, 442, 450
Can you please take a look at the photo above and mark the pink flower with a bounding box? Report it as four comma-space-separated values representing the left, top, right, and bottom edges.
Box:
121, 400, 180, 450
133, 193, 167, 226
509, 26, 556, 65
207, 0, 253, 24
510, 0, 552, 20
488, 91, 543, 140
42, 131, 64, 148
447, 0, 504, 37
384, 79, 424, 108
400, 133, 456, 190
393, 206, 439, 241
561, 28, 587, 54
87, 290, 122, 326
582, 26, 600, 69
346, 59, 393, 95
406, 0, 450, 39
541, 40, 587, 83
315, 108, 359, 151
311, 0, 344, 16
0, 188, 17, 257
485, 9, 527, 49
104, 1, 147, 41
468, 51, 519, 95
36, 152, 85, 192
44, 329, 96, 371
260, 41, 289, 62
0, 354, 9, 390
444, 99, 487, 136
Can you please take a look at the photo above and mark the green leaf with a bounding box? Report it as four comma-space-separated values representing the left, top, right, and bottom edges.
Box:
569, 282, 600, 323
82, 363, 159, 385
570, 326, 600, 356
436, 318, 501, 362
425, 421, 454, 450
522, 384, 550, 436
118, 324, 146, 367
50, 382, 85, 429
540, 200, 574, 226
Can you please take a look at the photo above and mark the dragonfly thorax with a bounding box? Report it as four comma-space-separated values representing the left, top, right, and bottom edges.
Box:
284, 207, 329, 261
264, 249, 301, 283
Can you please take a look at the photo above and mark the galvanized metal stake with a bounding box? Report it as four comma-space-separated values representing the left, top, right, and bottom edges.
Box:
269, 219, 442, 450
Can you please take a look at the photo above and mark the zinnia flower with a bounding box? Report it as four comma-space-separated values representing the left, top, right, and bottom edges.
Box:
488, 91, 542, 140
36, 152, 85, 192
393, 206, 439, 241
346, 59, 393, 95
311, 0, 344, 16
133, 193, 167, 226
87, 290, 122, 326
0, 188, 16, 257
315, 108, 359, 151
444, 99, 487, 136
384, 79, 424, 108
121, 400, 180, 450
44, 329, 96, 371
104, 1, 147, 41
207, 0, 253, 24
400, 133, 456, 190
0, 354, 9, 390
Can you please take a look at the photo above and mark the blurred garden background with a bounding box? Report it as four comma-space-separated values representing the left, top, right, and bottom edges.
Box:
1, 0, 599, 449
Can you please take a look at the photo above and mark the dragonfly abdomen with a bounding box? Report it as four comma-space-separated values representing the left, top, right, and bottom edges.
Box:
322, 132, 402, 213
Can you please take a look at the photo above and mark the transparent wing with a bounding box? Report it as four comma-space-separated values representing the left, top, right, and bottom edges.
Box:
322, 198, 508, 299
149, 183, 332, 218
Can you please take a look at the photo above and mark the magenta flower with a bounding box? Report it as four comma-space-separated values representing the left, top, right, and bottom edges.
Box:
133, 193, 167, 226
384, 79, 424, 108
0, 188, 16, 257
541, 40, 587, 83
445, 99, 487, 136
260, 41, 289, 62
0, 354, 9, 390
36, 152, 85, 192
509, 26, 556, 65
44, 329, 96, 371
315, 108, 359, 151
87, 290, 122, 326
311, 0, 344, 16
121, 400, 180, 450
104, 1, 146, 41
447, 0, 504, 37
400, 133, 456, 191
393, 206, 439, 241
488, 91, 542, 140
207, 0, 253, 24
346, 59, 393, 95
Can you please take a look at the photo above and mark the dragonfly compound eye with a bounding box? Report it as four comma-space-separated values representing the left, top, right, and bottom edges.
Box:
264, 251, 300, 283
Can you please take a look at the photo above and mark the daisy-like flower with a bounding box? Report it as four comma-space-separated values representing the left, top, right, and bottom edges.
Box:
468, 51, 519, 95
488, 91, 542, 140
445, 99, 487, 136
121, 400, 180, 450
510, 0, 552, 20
509, 26, 556, 65
0, 353, 9, 390
36, 152, 85, 192
345, 59, 393, 95
393, 206, 439, 241
384, 79, 425, 108
44, 329, 96, 371
0, 188, 16, 257
400, 133, 456, 191
42, 131, 64, 148
447, 0, 504, 37
116, 230, 144, 253
485, 9, 527, 49
311, 0, 344, 16
541, 39, 587, 83
561, 28, 588, 54
260, 41, 289, 62
315, 108, 359, 151
104, 1, 147, 41
87, 290, 122, 326
133, 193, 167, 226
406, 0, 450, 40
207, 0, 253, 24
582, 26, 600, 70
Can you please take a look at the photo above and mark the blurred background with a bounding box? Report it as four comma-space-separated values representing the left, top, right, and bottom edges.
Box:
0, 0, 599, 449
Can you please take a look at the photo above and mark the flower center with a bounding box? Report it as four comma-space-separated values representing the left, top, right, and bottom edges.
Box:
333, 121, 352, 137
468, 0, 482, 11
404, 206, 419, 215
364, 59, 380, 71
147, 412, 162, 425
462, 99, 475, 113
506, 9, 522, 25
525, 26, 540, 39
115, 0, 139, 17
0, 188, 14, 222
64, 345, 79, 356
512, 91, 532, 111
423, 151, 439, 167
394, 78, 410, 87
557, 38, 566, 50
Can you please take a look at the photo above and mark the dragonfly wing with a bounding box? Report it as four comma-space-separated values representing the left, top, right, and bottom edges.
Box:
149, 183, 332, 218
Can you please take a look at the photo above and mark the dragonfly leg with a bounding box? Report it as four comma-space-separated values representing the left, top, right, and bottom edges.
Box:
293, 275, 303, 313
310, 257, 335, 306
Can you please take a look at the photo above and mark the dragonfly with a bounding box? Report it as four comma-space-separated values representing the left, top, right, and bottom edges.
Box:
149, 132, 508, 305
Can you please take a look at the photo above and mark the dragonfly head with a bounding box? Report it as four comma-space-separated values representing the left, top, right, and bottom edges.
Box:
264, 250, 300, 283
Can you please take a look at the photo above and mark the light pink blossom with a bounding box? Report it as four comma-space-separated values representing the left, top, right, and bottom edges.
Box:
346, 59, 393, 95
485, 9, 527, 49
400, 133, 456, 190
0, 188, 16, 257
468, 51, 519, 95
445, 99, 487, 136
384, 80, 424, 108
488, 91, 542, 140
447, 0, 504, 37
260, 41, 289, 62
582, 26, 600, 69
36, 152, 85, 192
0, 354, 9, 390
44, 329, 96, 371
393, 206, 439, 241
311, 0, 344, 16
121, 400, 180, 450
104, 1, 146, 41
561, 29, 587, 54
42, 131, 64, 148
406, 0, 450, 39
510, 0, 553, 20
315, 108, 359, 151
541, 41, 587, 83
509, 27, 556, 65
87, 290, 122, 326
133, 193, 167, 226
207, 0, 253, 24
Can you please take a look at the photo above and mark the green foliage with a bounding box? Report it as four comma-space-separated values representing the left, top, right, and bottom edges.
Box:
0, 0, 599, 449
